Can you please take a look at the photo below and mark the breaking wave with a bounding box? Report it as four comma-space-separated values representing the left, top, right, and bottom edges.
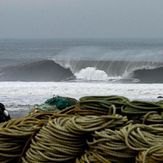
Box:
53, 59, 163, 82
132, 67, 163, 83
0, 59, 162, 83
0, 60, 74, 81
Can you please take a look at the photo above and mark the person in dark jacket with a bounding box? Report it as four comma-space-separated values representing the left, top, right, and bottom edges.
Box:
0, 103, 10, 123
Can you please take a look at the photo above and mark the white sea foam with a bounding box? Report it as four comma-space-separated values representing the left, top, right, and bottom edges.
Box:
0, 82, 163, 111
75, 67, 109, 81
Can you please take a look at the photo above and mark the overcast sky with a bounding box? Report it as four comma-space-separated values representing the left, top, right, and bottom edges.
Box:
0, 0, 163, 39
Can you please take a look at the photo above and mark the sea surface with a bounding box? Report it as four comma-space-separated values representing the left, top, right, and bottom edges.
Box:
0, 39, 163, 116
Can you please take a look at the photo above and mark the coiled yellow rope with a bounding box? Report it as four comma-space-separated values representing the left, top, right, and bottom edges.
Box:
61, 95, 129, 115
124, 124, 163, 151
87, 128, 136, 163
21, 114, 126, 163
62, 96, 163, 125
136, 145, 163, 163
0, 117, 44, 163
78, 124, 163, 163
1, 95, 163, 163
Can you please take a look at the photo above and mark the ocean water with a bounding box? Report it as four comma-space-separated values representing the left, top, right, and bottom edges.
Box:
0, 39, 163, 115
0, 39, 163, 82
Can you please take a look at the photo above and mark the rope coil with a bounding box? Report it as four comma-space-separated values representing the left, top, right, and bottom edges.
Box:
1, 95, 163, 162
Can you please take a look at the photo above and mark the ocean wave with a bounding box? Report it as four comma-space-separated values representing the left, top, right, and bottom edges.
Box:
132, 66, 163, 83
0, 59, 162, 83
53, 59, 162, 79
0, 60, 75, 81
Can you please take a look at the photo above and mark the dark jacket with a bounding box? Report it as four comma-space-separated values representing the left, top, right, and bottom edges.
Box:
0, 103, 10, 123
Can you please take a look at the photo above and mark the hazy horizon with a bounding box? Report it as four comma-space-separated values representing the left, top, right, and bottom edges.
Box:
1, 37, 163, 40
0, 0, 163, 39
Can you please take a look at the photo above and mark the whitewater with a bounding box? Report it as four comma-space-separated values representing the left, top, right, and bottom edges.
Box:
1, 82, 163, 112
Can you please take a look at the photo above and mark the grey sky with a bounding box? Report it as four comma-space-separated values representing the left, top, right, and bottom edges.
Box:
0, 0, 163, 39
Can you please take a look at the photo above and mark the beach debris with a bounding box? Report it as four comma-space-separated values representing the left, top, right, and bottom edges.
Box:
32, 95, 78, 112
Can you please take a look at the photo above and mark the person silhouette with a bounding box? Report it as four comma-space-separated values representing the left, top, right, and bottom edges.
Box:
0, 103, 11, 123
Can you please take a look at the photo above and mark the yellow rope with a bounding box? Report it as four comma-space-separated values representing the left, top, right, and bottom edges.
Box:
1, 95, 163, 162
